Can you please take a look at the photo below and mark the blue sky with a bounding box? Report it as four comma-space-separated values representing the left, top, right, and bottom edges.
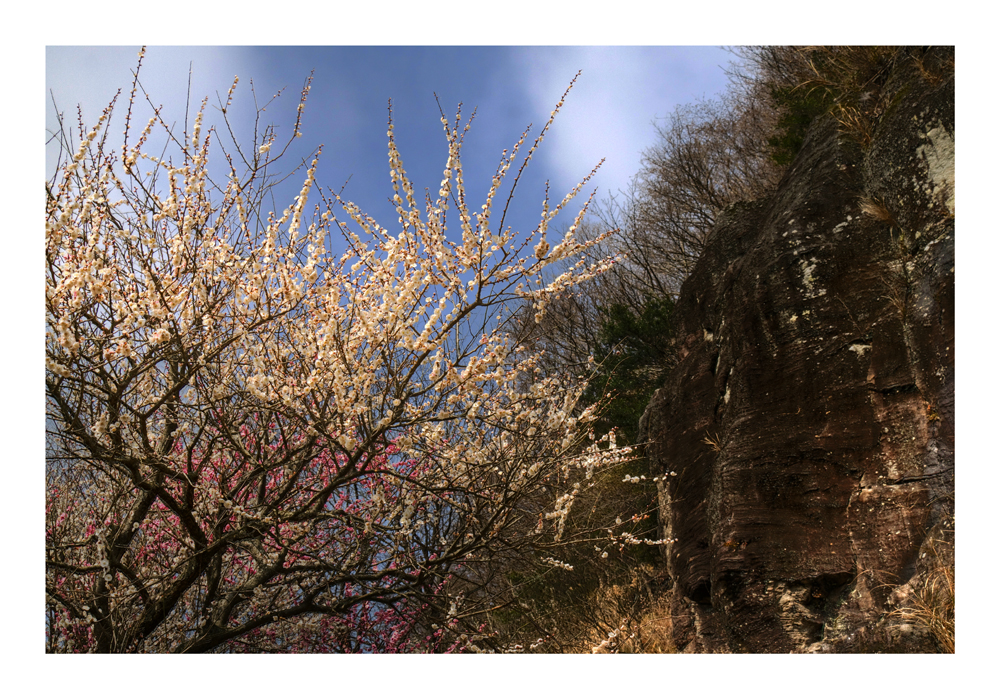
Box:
46, 46, 736, 248
21, 2, 989, 688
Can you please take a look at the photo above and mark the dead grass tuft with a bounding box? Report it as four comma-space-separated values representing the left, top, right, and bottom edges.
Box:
859, 196, 897, 225
890, 536, 954, 653
702, 432, 724, 453
579, 583, 677, 654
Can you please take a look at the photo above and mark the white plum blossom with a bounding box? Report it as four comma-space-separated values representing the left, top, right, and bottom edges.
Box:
44, 63, 637, 654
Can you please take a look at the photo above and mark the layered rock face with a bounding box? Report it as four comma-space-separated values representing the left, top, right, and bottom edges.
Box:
641, 49, 954, 652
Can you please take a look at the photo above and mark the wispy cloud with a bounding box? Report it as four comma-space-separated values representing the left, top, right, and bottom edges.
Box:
44, 46, 734, 239
511, 46, 732, 205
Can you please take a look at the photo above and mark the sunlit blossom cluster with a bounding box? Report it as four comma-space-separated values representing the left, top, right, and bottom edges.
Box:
45, 61, 640, 653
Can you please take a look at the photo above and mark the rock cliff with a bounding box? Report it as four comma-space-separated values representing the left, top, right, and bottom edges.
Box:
640, 48, 954, 653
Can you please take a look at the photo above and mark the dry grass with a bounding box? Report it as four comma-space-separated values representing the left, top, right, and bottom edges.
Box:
795, 46, 898, 103
702, 432, 724, 453
890, 536, 955, 653
487, 558, 678, 653
880, 267, 910, 321
859, 195, 897, 225
747, 46, 899, 148
835, 105, 875, 147
509, 564, 681, 654
911, 50, 954, 86
580, 584, 677, 654
628, 596, 677, 653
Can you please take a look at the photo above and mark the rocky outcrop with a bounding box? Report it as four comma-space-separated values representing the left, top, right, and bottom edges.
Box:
641, 48, 954, 653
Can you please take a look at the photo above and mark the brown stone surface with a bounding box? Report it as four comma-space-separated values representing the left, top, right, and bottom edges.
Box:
641, 48, 954, 653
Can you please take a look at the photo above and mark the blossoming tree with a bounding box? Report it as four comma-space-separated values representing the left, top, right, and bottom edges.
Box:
45, 56, 634, 653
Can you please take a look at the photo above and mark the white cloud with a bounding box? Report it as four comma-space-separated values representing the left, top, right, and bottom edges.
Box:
511, 47, 731, 205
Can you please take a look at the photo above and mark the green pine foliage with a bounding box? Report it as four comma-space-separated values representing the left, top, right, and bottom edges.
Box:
767, 85, 835, 165
584, 296, 677, 445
